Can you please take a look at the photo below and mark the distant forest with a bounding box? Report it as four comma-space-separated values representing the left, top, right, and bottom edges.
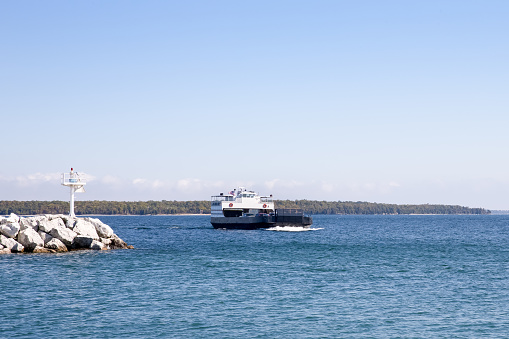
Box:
0, 200, 490, 215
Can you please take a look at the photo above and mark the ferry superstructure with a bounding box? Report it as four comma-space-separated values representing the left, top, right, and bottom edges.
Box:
210, 187, 312, 229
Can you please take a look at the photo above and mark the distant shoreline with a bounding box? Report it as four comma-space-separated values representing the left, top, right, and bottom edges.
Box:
4, 213, 500, 218
0, 200, 491, 216
490, 210, 509, 215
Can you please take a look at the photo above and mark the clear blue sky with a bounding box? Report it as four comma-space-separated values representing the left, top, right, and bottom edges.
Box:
1, 1, 508, 209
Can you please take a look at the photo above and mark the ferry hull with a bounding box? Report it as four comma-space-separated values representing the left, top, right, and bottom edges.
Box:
211, 221, 275, 230
211, 215, 275, 230
211, 211, 313, 230
272, 215, 313, 227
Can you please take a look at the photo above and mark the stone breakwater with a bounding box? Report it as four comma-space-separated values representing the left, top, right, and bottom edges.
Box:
0, 213, 133, 254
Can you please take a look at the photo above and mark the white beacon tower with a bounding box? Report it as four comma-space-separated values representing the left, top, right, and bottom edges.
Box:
61, 168, 86, 217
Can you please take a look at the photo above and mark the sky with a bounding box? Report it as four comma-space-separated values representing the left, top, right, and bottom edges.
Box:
1, 1, 508, 209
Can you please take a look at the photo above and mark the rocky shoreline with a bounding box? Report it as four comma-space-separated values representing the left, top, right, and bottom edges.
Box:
0, 213, 133, 254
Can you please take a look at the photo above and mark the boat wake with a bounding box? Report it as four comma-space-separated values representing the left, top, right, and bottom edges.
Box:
265, 226, 323, 232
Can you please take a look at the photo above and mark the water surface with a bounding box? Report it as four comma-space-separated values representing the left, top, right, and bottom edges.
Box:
1, 215, 508, 338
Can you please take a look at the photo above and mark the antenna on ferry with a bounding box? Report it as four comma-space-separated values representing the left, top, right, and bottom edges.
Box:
61, 167, 86, 217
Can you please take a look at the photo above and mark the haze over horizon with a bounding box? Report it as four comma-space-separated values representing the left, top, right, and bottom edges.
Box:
1, 1, 508, 210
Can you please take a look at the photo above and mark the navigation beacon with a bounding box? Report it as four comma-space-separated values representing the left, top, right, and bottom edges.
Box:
61, 168, 86, 217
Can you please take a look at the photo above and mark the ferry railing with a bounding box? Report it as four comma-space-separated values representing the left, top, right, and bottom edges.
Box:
211, 196, 234, 202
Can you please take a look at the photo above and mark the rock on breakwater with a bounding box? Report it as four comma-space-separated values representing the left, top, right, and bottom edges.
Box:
0, 213, 133, 254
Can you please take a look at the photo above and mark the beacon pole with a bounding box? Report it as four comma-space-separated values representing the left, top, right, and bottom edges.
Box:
70, 168, 76, 217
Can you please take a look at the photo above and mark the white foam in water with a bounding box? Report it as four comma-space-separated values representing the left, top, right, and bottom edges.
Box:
265, 226, 323, 232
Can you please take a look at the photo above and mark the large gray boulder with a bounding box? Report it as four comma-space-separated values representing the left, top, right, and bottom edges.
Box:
0, 234, 8, 247
73, 235, 94, 249
18, 228, 44, 251
100, 238, 112, 246
48, 214, 75, 227
74, 236, 109, 250
0, 234, 24, 252
38, 231, 53, 245
110, 234, 130, 249
11, 242, 24, 252
48, 214, 66, 221
65, 217, 77, 229
45, 238, 68, 252
35, 216, 49, 230
19, 217, 40, 232
73, 219, 99, 240
1, 213, 20, 225
90, 240, 107, 250
86, 217, 114, 238
0, 222, 20, 238
49, 227, 77, 247
39, 218, 65, 233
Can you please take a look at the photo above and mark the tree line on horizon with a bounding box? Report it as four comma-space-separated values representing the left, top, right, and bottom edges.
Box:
0, 200, 490, 215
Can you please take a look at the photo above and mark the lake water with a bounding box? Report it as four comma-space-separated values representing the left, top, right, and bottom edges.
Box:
1, 215, 509, 338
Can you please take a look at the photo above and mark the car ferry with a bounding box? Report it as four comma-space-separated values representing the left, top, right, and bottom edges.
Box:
210, 187, 312, 229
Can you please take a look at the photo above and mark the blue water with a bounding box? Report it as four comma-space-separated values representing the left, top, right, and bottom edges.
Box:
1, 215, 509, 338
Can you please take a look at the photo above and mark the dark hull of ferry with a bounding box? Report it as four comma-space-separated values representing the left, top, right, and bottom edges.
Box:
211, 210, 313, 230
211, 218, 274, 230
